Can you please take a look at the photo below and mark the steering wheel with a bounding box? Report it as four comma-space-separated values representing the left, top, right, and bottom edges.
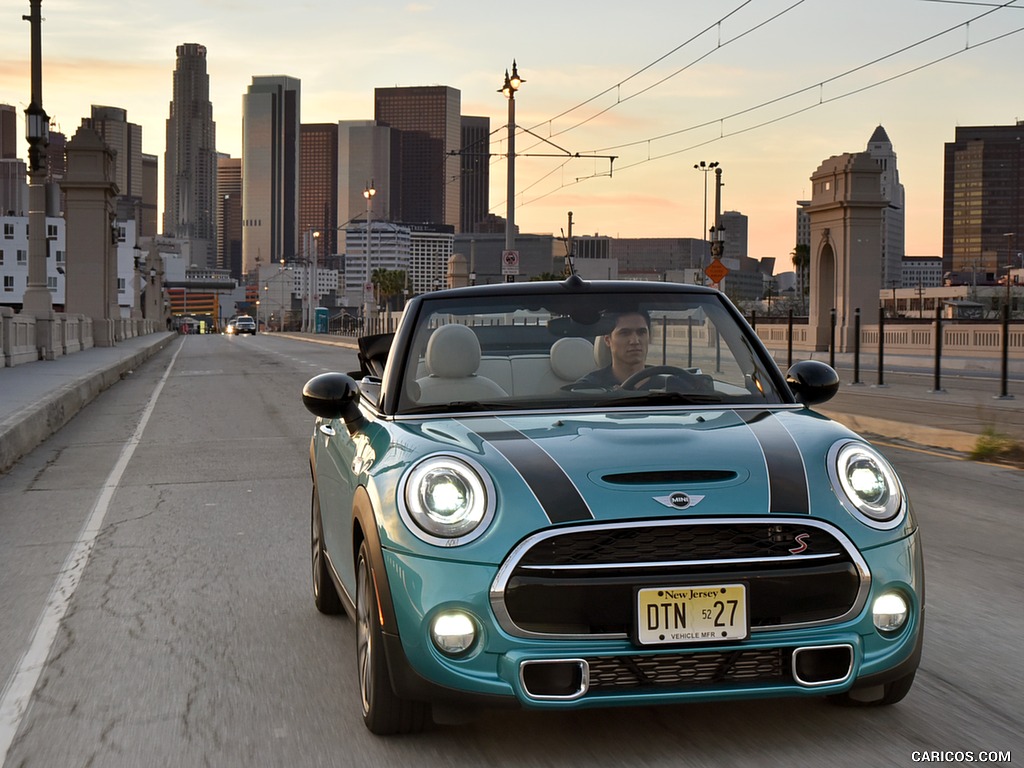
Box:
619, 365, 701, 391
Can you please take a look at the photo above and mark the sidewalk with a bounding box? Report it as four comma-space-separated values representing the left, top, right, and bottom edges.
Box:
1, 331, 1021, 475
0, 332, 176, 473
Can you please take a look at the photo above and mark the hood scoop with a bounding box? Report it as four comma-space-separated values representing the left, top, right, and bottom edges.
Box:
602, 470, 737, 485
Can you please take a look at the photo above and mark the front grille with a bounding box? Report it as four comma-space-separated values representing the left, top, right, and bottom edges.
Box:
586, 647, 790, 692
492, 518, 868, 639
517, 522, 846, 567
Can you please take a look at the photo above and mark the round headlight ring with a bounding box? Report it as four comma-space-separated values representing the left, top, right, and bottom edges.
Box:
829, 441, 905, 529
400, 454, 496, 545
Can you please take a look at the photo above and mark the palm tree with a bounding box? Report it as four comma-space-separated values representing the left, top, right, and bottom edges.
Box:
372, 269, 407, 310
791, 244, 810, 314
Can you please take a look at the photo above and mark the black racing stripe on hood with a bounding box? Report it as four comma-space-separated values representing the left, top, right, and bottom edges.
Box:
736, 410, 809, 515
459, 417, 594, 524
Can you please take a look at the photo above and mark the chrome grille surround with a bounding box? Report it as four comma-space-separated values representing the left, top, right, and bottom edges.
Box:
490, 517, 871, 641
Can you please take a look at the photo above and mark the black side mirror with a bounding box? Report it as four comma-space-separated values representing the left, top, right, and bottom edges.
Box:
302, 373, 368, 434
786, 360, 840, 405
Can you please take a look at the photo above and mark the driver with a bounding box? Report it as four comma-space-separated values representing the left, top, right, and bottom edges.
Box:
574, 310, 650, 389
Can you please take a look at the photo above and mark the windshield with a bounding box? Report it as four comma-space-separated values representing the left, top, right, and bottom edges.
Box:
394, 290, 785, 414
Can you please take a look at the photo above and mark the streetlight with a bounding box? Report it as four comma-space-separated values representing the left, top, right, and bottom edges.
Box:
363, 182, 376, 325
1004, 232, 1016, 314
693, 161, 718, 285
500, 60, 524, 283
22, 0, 52, 318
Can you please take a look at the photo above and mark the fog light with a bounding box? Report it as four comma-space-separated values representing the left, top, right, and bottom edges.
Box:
431, 611, 476, 656
872, 592, 908, 632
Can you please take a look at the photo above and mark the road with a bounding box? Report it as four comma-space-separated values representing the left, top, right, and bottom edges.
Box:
0, 334, 1020, 767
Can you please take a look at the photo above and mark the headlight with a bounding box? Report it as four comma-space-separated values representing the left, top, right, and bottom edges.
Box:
829, 441, 904, 528
400, 455, 495, 544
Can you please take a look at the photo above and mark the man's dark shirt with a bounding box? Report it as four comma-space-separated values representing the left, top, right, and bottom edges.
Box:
573, 365, 624, 389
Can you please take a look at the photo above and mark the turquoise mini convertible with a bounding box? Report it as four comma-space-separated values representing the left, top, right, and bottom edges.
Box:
301, 277, 924, 734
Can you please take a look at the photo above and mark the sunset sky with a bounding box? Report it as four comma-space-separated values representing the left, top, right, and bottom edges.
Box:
3, 0, 1022, 267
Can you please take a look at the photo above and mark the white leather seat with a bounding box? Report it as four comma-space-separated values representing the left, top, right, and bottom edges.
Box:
415, 324, 508, 404
549, 337, 598, 383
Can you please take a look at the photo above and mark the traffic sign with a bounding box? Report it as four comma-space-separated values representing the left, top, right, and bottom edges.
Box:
704, 259, 729, 285
501, 250, 520, 275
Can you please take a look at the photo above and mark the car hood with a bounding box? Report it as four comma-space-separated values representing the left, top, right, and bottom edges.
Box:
383, 407, 877, 559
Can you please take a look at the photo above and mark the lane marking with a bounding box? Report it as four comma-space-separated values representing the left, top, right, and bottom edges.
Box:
0, 338, 184, 763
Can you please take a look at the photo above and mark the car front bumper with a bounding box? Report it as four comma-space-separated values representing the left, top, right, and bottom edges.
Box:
379, 530, 924, 708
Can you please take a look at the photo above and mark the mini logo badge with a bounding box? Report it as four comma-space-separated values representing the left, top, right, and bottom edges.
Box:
654, 492, 705, 510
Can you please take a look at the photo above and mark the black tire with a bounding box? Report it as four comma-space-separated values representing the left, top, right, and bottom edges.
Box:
356, 541, 428, 735
828, 671, 917, 707
311, 486, 342, 615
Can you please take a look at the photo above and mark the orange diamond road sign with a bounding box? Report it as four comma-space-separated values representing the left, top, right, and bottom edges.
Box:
704, 259, 729, 285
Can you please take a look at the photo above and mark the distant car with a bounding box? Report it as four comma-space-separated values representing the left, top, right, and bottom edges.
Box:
301, 277, 924, 735
224, 320, 237, 335
234, 316, 257, 335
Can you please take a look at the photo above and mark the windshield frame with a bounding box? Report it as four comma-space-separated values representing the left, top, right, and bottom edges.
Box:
376, 279, 795, 416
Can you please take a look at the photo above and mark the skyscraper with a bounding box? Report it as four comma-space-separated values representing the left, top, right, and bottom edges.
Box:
83, 105, 143, 200
299, 123, 339, 265
460, 116, 490, 233
242, 76, 300, 275
866, 125, 906, 288
216, 155, 242, 278
163, 43, 217, 266
0, 104, 17, 159
374, 86, 461, 231
338, 120, 391, 227
82, 106, 149, 238
943, 121, 1024, 277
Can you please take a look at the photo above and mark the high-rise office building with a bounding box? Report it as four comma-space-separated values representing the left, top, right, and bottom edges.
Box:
460, 116, 490, 233
0, 104, 17, 159
216, 155, 242, 279
163, 43, 217, 266
719, 210, 749, 262
374, 86, 461, 231
141, 153, 158, 236
299, 123, 339, 266
83, 105, 144, 200
943, 121, 1024, 276
338, 120, 391, 229
866, 125, 906, 288
242, 76, 300, 275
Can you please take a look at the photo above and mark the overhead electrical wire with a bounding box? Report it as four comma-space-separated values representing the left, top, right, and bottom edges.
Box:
507, 0, 1022, 210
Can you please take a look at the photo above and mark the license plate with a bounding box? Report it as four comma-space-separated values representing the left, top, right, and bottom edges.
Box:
635, 583, 748, 645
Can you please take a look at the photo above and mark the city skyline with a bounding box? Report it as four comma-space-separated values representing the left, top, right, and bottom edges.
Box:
2, 0, 1022, 265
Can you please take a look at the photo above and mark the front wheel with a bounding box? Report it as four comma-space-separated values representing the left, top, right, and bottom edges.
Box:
311, 486, 341, 615
356, 542, 428, 734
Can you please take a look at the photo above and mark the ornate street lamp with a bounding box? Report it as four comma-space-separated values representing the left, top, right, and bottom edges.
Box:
22, 0, 52, 317
363, 182, 376, 324
499, 61, 524, 282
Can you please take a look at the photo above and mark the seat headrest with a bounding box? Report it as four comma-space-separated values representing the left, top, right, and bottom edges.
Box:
594, 335, 611, 368
425, 324, 481, 378
550, 336, 597, 381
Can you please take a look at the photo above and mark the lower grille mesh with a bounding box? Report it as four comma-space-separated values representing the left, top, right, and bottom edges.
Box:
587, 647, 788, 691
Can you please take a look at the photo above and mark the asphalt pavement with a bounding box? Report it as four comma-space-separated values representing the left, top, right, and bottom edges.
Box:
1, 330, 1022, 474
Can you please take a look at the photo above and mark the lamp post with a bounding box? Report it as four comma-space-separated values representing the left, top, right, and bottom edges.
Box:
1004, 232, 1015, 314
22, 0, 51, 317
363, 182, 376, 325
500, 61, 524, 283
279, 259, 288, 331
693, 161, 718, 285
